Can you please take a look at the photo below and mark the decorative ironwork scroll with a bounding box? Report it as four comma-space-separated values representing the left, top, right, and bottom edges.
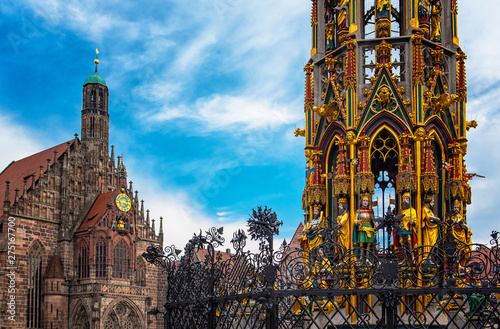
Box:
144, 207, 500, 329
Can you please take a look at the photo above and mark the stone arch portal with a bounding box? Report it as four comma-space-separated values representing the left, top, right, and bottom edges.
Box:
71, 300, 91, 329
103, 298, 144, 329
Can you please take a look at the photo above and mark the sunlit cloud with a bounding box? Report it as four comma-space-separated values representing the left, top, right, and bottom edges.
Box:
0, 112, 45, 170
148, 94, 302, 133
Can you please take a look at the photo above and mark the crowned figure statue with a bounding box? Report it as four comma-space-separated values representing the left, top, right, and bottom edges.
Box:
354, 193, 375, 257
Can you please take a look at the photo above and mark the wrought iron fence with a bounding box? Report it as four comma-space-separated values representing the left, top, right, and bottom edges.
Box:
143, 206, 500, 329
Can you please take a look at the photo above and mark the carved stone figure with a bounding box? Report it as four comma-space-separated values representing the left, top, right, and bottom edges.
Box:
336, 0, 349, 30
336, 0, 350, 43
325, 0, 336, 49
418, 0, 431, 38
336, 198, 350, 249
304, 205, 327, 251
378, 86, 391, 110
396, 192, 418, 251
376, 0, 391, 19
422, 195, 441, 254
430, 0, 442, 42
354, 194, 375, 255
450, 200, 472, 246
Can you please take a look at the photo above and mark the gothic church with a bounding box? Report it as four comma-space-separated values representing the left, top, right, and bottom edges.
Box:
0, 58, 165, 329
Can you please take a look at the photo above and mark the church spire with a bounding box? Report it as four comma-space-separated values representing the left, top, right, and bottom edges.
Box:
117, 155, 127, 179
110, 145, 115, 167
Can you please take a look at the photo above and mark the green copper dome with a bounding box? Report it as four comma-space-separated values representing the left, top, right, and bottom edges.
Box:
83, 72, 107, 87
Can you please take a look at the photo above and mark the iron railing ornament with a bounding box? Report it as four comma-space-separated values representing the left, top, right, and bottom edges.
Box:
142, 206, 500, 329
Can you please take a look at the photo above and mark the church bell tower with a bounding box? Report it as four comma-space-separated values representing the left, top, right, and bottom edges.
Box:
301, 0, 475, 249
81, 51, 109, 157
81, 50, 112, 198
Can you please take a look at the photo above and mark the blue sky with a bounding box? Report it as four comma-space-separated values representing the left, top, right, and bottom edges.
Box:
1, 0, 499, 250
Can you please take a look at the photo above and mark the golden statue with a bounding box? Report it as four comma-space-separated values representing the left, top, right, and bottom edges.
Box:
337, 0, 349, 30
354, 194, 375, 256
430, 0, 442, 42
336, 198, 350, 250
376, 0, 390, 18
312, 102, 340, 119
450, 200, 472, 246
294, 128, 305, 137
430, 92, 458, 115
422, 195, 441, 255
300, 247, 334, 290
378, 86, 391, 110
303, 205, 328, 251
316, 248, 334, 289
396, 192, 418, 251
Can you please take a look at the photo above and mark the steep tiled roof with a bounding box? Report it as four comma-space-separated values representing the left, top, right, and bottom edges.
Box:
44, 254, 64, 279
77, 191, 115, 232
287, 222, 305, 251
0, 140, 74, 217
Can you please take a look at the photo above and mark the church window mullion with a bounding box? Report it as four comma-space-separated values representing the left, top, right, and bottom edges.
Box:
99, 90, 103, 109
77, 242, 89, 279
27, 242, 43, 328
113, 240, 129, 279
95, 239, 107, 278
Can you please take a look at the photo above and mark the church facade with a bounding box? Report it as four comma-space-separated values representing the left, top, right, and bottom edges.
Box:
0, 59, 164, 329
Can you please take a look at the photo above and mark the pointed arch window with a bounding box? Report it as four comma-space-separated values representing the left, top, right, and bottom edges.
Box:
27, 241, 43, 328
90, 117, 95, 137
95, 239, 107, 278
136, 257, 146, 287
77, 241, 89, 279
113, 240, 129, 279
362, 0, 403, 39
370, 129, 399, 249
98, 90, 104, 108
90, 90, 96, 108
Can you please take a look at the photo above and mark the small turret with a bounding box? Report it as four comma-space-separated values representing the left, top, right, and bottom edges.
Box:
110, 145, 115, 167
159, 216, 164, 241
22, 179, 28, 200
3, 180, 11, 213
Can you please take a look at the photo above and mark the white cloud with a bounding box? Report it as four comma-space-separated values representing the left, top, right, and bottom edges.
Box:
462, 84, 500, 243
18, 0, 310, 130
148, 94, 302, 133
172, 27, 218, 73
0, 112, 44, 169
460, 1, 500, 85
127, 163, 262, 252
21, 0, 142, 42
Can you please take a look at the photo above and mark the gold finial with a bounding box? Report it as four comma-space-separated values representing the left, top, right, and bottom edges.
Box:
94, 48, 99, 71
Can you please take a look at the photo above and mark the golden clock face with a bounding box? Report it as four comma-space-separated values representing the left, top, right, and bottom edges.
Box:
116, 193, 131, 212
